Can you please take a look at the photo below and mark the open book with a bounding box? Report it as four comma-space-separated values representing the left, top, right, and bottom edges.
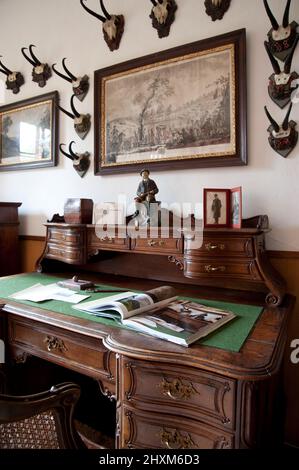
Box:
73, 287, 236, 347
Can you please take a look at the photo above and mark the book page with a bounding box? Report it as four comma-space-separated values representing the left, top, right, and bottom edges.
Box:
73, 291, 155, 319
73, 289, 177, 320
122, 300, 236, 346
89, 293, 155, 320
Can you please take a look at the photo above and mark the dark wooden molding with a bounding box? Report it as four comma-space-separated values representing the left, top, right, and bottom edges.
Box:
268, 251, 299, 260
19, 235, 46, 242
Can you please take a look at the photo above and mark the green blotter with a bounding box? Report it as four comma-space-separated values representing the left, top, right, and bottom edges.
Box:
0, 273, 263, 352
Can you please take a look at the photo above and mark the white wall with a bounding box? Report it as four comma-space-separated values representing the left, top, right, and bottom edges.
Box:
0, 0, 298, 250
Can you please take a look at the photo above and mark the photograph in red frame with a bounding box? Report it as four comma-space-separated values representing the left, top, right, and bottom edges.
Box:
230, 187, 242, 228
203, 189, 230, 228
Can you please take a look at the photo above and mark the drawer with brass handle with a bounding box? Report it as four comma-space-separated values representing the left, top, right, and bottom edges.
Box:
185, 237, 254, 258
184, 258, 263, 281
45, 243, 84, 264
47, 227, 83, 245
121, 407, 233, 449
122, 358, 235, 429
8, 318, 116, 384
87, 228, 130, 252
131, 237, 182, 255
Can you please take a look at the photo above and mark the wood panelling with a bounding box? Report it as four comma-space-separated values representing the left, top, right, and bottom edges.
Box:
19, 237, 299, 447
20, 238, 45, 273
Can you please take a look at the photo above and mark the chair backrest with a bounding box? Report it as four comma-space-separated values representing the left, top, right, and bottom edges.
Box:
0, 382, 84, 449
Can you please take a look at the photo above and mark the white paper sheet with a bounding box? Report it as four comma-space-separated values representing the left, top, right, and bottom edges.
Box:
10, 283, 90, 304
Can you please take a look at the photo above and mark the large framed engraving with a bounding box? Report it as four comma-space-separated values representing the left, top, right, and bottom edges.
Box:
0, 91, 59, 171
94, 29, 247, 175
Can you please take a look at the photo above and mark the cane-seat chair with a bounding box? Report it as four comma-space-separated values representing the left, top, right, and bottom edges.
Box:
0, 382, 85, 449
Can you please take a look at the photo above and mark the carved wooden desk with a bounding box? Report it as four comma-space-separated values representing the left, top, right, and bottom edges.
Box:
0, 273, 294, 449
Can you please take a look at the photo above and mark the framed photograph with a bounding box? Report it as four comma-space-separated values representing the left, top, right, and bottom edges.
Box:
204, 189, 230, 228
231, 186, 242, 228
94, 29, 247, 175
0, 91, 59, 171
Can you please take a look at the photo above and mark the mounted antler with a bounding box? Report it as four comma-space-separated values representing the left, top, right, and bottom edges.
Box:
80, 0, 125, 52
204, 0, 231, 22
263, 0, 299, 61
150, 0, 177, 38
52, 58, 89, 102
21, 44, 51, 87
265, 103, 298, 157
264, 38, 299, 108
57, 95, 91, 140
59, 141, 90, 177
0, 56, 24, 94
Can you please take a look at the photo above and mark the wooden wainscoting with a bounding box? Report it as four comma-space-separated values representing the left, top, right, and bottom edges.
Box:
19, 236, 45, 273
18, 236, 299, 447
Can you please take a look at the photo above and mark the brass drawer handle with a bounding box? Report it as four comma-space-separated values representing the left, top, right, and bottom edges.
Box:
205, 265, 226, 273
44, 336, 67, 353
205, 243, 225, 251
160, 429, 196, 450
148, 240, 165, 247
100, 236, 113, 243
159, 378, 198, 401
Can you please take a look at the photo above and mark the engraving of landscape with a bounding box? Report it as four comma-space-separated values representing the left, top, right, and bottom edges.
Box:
104, 48, 234, 165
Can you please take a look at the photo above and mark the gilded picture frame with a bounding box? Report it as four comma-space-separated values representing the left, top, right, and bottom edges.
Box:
0, 91, 59, 171
94, 29, 247, 175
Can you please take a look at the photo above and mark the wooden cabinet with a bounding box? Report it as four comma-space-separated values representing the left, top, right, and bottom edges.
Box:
43, 224, 86, 266
184, 229, 285, 306
0, 202, 21, 277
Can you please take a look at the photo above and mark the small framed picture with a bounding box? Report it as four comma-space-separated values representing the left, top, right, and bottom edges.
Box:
231, 187, 242, 228
204, 189, 230, 228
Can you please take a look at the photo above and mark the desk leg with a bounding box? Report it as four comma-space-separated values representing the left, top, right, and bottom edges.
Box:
115, 353, 122, 450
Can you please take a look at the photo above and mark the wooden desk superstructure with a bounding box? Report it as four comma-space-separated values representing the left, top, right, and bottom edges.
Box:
37, 218, 286, 307
0, 220, 294, 449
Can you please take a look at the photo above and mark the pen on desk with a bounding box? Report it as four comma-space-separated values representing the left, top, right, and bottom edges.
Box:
85, 289, 126, 293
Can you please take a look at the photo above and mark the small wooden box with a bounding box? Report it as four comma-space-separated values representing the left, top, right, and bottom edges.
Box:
64, 199, 93, 224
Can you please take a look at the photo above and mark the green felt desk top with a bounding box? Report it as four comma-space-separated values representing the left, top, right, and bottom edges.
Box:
0, 273, 263, 352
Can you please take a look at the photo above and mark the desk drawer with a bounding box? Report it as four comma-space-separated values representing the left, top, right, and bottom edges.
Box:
122, 359, 235, 430
88, 229, 130, 252
121, 407, 233, 449
184, 258, 263, 281
185, 237, 254, 258
47, 227, 83, 245
131, 237, 182, 255
8, 318, 116, 385
45, 243, 84, 264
